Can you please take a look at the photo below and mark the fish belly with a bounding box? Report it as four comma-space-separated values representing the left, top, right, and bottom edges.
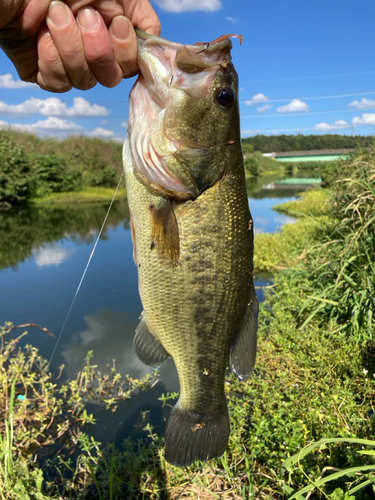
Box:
123, 139, 254, 466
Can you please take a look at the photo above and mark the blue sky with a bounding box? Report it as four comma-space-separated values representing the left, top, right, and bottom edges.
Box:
0, 0, 374, 141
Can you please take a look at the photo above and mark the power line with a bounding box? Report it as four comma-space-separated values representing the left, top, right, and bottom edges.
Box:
240, 90, 375, 104
241, 70, 375, 83
241, 122, 375, 135
240, 108, 375, 119
241, 125, 345, 134
1, 90, 375, 108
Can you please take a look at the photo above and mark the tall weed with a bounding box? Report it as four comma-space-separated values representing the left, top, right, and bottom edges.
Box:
291, 148, 375, 342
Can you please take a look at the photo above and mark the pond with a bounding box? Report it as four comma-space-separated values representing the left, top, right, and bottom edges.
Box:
0, 172, 311, 443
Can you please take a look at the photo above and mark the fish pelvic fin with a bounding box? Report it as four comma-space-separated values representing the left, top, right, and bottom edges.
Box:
134, 312, 170, 367
230, 289, 259, 381
150, 199, 180, 266
164, 406, 230, 467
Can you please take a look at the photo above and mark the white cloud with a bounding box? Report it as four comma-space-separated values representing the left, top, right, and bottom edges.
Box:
0, 73, 36, 89
226, 16, 238, 23
352, 113, 375, 126
33, 246, 76, 267
153, 0, 222, 12
257, 104, 273, 113
315, 119, 349, 130
348, 98, 375, 110
88, 127, 115, 138
120, 121, 128, 128
0, 117, 85, 136
245, 93, 269, 106
0, 117, 126, 141
277, 99, 309, 113
0, 97, 109, 117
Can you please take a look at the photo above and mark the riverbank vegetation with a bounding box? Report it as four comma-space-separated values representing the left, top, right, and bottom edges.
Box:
1, 130, 347, 208
0, 130, 123, 207
1, 143, 375, 498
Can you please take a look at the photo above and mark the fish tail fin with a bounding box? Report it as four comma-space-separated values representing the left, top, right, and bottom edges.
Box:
164, 406, 230, 467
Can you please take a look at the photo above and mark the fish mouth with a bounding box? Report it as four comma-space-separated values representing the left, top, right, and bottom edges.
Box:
128, 31, 240, 199
135, 29, 243, 53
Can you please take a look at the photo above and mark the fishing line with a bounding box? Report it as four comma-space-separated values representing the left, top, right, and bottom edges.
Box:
48, 172, 124, 366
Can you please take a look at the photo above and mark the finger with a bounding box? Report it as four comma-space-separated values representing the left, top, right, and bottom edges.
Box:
46, 0, 97, 90
109, 16, 138, 79
77, 6, 123, 88
123, 0, 161, 36
0, 0, 51, 83
37, 24, 73, 92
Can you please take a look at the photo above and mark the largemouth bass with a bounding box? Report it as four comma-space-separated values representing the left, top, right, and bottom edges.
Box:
123, 30, 258, 467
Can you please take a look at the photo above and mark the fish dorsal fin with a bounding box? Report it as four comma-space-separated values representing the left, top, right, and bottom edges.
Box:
150, 199, 180, 265
230, 290, 259, 381
134, 312, 170, 367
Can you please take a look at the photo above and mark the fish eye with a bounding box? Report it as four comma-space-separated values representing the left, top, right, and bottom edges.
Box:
216, 87, 235, 107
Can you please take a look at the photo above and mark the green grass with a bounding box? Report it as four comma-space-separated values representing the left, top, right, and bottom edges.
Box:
254, 217, 323, 273
272, 188, 332, 217
1, 149, 375, 498
254, 188, 333, 273
31, 187, 127, 205
2, 296, 374, 499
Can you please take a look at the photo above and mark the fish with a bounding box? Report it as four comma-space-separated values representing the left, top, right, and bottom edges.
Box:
123, 29, 258, 468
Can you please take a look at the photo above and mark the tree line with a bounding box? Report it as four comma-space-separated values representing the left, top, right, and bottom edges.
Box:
242, 133, 373, 153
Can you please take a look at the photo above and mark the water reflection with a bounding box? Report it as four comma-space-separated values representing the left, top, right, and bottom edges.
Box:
33, 245, 76, 267
59, 307, 179, 443
0, 200, 130, 270
60, 308, 179, 394
0, 174, 314, 443
249, 197, 296, 234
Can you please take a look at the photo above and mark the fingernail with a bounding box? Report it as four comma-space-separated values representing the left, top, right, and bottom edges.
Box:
48, 1, 71, 28
111, 16, 130, 41
77, 7, 99, 31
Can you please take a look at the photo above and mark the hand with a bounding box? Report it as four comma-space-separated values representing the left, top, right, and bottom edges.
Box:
0, 0, 161, 92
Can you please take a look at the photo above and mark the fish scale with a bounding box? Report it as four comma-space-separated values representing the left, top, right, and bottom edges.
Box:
124, 29, 258, 467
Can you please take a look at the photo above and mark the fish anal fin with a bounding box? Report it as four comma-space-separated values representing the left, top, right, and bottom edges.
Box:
134, 312, 170, 367
149, 199, 180, 265
230, 293, 259, 381
165, 406, 230, 467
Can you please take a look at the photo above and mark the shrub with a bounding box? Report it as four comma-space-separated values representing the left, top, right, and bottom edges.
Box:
0, 134, 33, 204
244, 151, 284, 176
31, 154, 82, 197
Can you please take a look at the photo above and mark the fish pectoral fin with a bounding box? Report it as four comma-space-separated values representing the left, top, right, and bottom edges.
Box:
134, 312, 170, 367
230, 291, 259, 381
150, 199, 180, 265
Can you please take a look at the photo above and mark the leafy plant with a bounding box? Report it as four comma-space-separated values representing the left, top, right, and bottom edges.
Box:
31, 154, 82, 197
0, 132, 33, 204
282, 438, 375, 499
